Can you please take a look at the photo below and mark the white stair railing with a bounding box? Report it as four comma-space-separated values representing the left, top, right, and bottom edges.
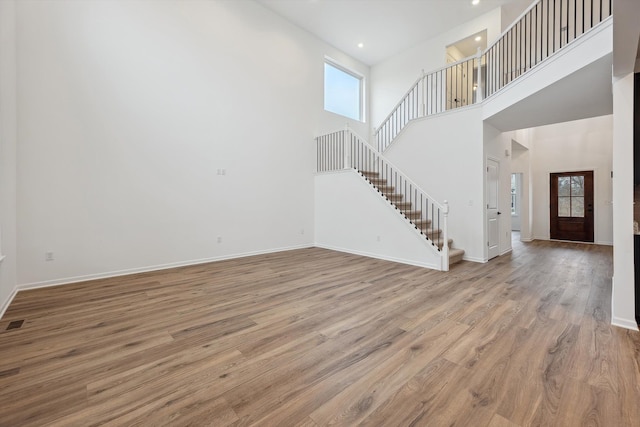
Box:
375, 54, 480, 152
485, 0, 611, 97
316, 128, 450, 271
375, 0, 612, 152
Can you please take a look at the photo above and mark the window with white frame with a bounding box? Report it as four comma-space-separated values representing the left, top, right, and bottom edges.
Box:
324, 59, 363, 121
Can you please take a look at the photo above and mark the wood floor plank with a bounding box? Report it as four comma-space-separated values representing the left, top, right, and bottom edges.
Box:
442, 298, 523, 369
308, 319, 469, 426
553, 377, 621, 427
529, 323, 581, 426
493, 319, 576, 426
357, 357, 464, 427
0, 241, 637, 426
487, 413, 521, 427
614, 327, 640, 427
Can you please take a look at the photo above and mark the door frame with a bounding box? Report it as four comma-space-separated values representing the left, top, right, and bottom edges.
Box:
485, 156, 501, 261
546, 167, 599, 242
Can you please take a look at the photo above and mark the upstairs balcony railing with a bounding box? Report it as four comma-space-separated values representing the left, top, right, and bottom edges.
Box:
485, 0, 612, 96
375, 55, 480, 152
374, 0, 612, 152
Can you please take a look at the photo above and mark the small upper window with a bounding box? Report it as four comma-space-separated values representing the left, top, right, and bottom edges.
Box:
324, 60, 363, 121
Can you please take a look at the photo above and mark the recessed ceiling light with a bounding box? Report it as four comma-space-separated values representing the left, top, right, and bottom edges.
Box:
472, 0, 480, 5
357, 42, 364, 48
475, 36, 482, 41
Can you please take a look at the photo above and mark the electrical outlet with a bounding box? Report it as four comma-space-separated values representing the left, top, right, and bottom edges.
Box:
217, 236, 222, 244
45, 251, 54, 261
376, 236, 381, 242
300, 229, 305, 235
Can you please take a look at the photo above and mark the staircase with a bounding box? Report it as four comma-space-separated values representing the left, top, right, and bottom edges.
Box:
315, 0, 612, 271
359, 170, 465, 265
316, 128, 462, 271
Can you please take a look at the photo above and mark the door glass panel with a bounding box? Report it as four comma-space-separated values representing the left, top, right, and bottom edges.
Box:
571, 176, 584, 196
571, 196, 584, 217
558, 177, 570, 196
558, 196, 571, 217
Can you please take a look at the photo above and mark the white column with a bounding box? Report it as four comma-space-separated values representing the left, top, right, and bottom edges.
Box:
611, 73, 637, 330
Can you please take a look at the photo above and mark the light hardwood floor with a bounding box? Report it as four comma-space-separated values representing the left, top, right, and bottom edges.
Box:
1, 238, 639, 426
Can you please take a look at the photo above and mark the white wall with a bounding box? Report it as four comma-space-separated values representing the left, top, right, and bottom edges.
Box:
530, 116, 613, 245
384, 107, 485, 262
315, 171, 442, 269
611, 73, 636, 330
370, 8, 502, 129
0, 0, 18, 316
14, 0, 370, 288
484, 123, 514, 256
500, 1, 536, 32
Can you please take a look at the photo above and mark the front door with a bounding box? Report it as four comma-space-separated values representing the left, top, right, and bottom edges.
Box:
550, 171, 594, 242
487, 158, 500, 259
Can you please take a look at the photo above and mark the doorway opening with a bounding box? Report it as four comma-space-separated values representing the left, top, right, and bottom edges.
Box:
445, 30, 487, 63
487, 158, 500, 260
511, 173, 523, 232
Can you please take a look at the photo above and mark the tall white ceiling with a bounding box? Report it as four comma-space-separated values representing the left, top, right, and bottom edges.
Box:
255, 0, 519, 66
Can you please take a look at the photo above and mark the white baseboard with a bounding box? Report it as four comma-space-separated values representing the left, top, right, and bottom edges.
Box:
16, 244, 313, 292
611, 316, 639, 331
520, 237, 534, 242
314, 243, 440, 270
462, 255, 486, 263
0, 286, 18, 320
500, 248, 513, 256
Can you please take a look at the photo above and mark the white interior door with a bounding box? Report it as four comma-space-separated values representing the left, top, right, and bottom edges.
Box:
487, 158, 500, 260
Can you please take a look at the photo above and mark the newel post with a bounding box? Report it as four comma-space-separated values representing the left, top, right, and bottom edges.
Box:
442, 200, 450, 272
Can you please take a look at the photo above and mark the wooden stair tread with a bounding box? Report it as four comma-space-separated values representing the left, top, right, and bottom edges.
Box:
448, 248, 465, 265
358, 168, 464, 269
402, 210, 422, 219
385, 194, 403, 200
369, 178, 387, 185
434, 237, 454, 248
420, 228, 441, 234
394, 202, 412, 209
